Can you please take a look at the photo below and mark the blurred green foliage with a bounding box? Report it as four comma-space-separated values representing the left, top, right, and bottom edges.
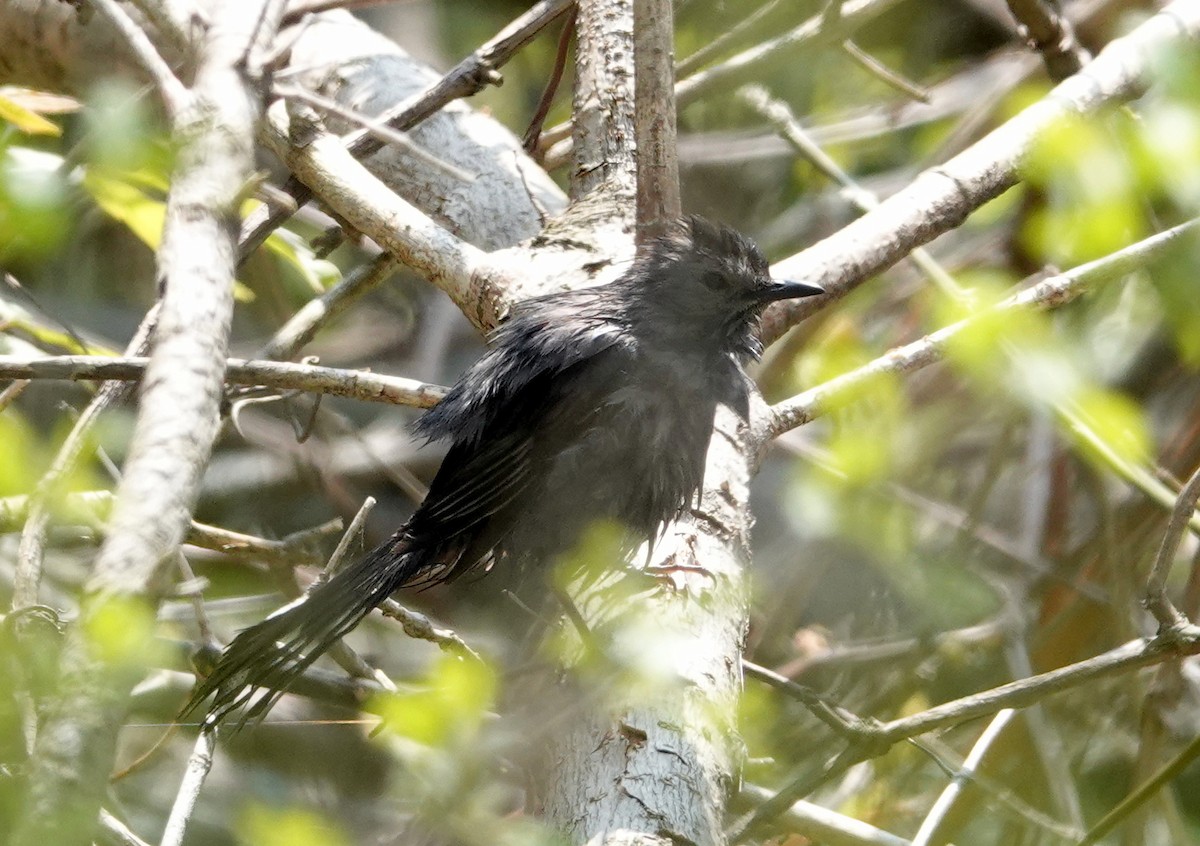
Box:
237, 805, 351, 846
375, 653, 496, 748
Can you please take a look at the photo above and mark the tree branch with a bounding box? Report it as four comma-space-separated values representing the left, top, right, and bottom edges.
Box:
239, 0, 573, 258
760, 1, 1200, 343
10, 1, 284, 841
769, 218, 1200, 434
633, 0, 680, 240
0, 354, 448, 408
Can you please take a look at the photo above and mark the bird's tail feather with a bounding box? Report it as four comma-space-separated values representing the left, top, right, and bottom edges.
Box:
182, 537, 422, 727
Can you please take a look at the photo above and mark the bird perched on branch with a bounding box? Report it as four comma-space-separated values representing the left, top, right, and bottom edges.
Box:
184, 215, 823, 725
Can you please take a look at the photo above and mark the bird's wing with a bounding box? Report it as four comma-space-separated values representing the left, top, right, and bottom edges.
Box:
404, 341, 630, 568
407, 429, 534, 543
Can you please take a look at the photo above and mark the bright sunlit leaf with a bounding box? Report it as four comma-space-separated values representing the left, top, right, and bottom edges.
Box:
237, 805, 350, 846
82, 170, 165, 248
1066, 387, 1153, 468
0, 412, 39, 497
824, 426, 892, 486
262, 224, 343, 296
0, 147, 71, 261
82, 595, 165, 669
0, 94, 61, 136
1021, 111, 1146, 266
84, 80, 166, 175
374, 654, 496, 748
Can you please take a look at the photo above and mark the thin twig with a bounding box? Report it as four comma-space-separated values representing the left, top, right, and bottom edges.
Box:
735, 782, 912, 846
771, 219, 1200, 435
742, 659, 871, 741
0, 379, 29, 411
274, 82, 475, 183
740, 84, 963, 299
98, 810, 152, 846
1144, 465, 1200, 629
257, 254, 397, 361
675, 0, 903, 106
732, 628, 1200, 839
0, 354, 448, 408
379, 598, 482, 661
1078, 728, 1200, 845
524, 5, 577, 154
306, 497, 397, 687
86, 0, 189, 114
1005, 0, 1090, 82
12, 305, 158, 612
911, 710, 1017, 846
674, 0, 783, 77
914, 735, 1081, 841
729, 745, 873, 842
761, 4, 1200, 340
841, 39, 931, 103
159, 727, 217, 846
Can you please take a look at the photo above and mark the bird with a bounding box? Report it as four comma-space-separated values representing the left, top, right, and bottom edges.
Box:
184, 215, 823, 725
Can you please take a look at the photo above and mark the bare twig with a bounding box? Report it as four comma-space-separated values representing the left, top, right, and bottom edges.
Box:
524, 5, 577, 154
731, 745, 874, 842
379, 598, 481, 661
674, 0, 903, 106
735, 782, 912, 846
307, 498, 397, 686
97, 810, 152, 846
86, 0, 188, 114
0, 354, 448, 408
911, 710, 1018, 846
274, 82, 474, 183
915, 735, 1081, 841
742, 659, 868, 741
770, 219, 1200, 435
733, 629, 1200, 840
11, 308, 158, 612
840, 39, 931, 103
256, 253, 399, 360
674, 0, 782, 77
761, 3, 1200, 342
740, 84, 963, 299
0, 379, 29, 410
158, 728, 217, 846
1078, 728, 1200, 845
1005, 0, 1090, 81
1144, 465, 1200, 630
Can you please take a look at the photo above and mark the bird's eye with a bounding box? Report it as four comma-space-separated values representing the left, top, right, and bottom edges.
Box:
701, 271, 726, 290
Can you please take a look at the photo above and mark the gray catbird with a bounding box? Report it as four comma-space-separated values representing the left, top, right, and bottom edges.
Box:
185, 215, 823, 724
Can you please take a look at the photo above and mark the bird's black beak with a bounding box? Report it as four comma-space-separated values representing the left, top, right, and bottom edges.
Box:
758, 279, 824, 303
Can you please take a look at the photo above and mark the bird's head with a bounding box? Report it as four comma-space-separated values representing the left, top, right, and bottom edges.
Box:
626, 215, 823, 359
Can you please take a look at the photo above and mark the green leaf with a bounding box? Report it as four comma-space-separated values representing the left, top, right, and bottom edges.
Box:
262, 224, 343, 296
237, 806, 350, 846
0, 94, 61, 136
374, 654, 496, 748
0, 148, 71, 261
82, 170, 165, 249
